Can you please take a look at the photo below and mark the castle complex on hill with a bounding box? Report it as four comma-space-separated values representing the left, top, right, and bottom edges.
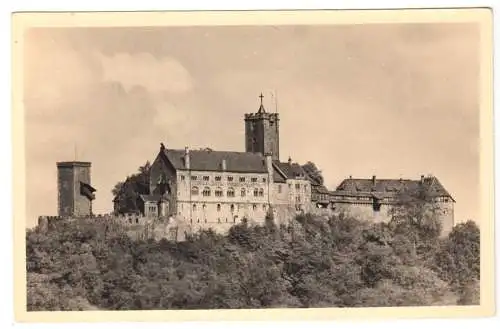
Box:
48, 94, 455, 237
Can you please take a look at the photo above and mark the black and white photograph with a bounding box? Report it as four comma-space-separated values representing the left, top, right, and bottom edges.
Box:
12, 8, 494, 321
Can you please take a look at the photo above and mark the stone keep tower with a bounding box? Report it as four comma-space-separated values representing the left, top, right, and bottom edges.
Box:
57, 161, 96, 217
244, 93, 280, 161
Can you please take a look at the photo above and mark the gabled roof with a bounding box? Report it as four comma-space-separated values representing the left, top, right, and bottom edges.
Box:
162, 148, 269, 173
331, 176, 454, 201
273, 161, 308, 180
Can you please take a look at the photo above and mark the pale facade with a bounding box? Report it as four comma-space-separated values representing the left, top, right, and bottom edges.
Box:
330, 175, 455, 236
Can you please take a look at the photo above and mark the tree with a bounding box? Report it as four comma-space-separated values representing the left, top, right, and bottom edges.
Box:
112, 162, 152, 214
301, 161, 324, 185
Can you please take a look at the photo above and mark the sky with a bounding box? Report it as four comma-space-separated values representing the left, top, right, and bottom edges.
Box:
23, 23, 480, 228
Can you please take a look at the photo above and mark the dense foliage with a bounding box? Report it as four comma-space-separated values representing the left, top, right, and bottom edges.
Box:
112, 162, 151, 214
26, 213, 480, 311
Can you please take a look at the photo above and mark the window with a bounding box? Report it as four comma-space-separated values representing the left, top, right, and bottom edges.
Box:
191, 186, 199, 196
227, 188, 235, 197
251, 177, 257, 182
191, 175, 197, 180
253, 188, 259, 197
180, 175, 185, 181
215, 176, 221, 181
230, 204, 235, 213
263, 204, 267, 211
252, 204, 257, 211
263, 178, 266, 183
240, 177, 246, 182
278, 185, 282, 193
270, 121, 274, 126
203, 176, 209, 181
215, 188, 223, 197
241, 188, 246, 197
203, 187, 211, 197
202, 204, 206, 211
295, 183, 300, 190
258, 188, 264, 197
217, 204, 221, 212
296, 196, 301, 203
228, 176, 234, 182
193, 204, 197, 211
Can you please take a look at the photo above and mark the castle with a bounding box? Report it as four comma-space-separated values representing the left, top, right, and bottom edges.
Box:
48, 94, 455, 237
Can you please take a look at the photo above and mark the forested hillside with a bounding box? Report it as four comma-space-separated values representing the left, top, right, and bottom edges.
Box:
26, 213, 480, 311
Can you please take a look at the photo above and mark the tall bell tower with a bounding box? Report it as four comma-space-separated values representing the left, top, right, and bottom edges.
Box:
244, 93, 280, 161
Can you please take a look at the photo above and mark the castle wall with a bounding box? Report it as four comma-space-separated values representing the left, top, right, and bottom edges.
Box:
333, 202, 393, 223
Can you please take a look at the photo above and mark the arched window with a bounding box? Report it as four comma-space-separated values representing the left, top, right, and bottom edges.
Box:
217, 204, 221, 212
215, 187, 223, 197
191, 186, 199, 196
241, 188, 246, 197
227, 187, 235, 197
203, 187, 211, 197
252, 204, 257, 211
202, 204, 206, 211
192, 204, 197, 211
230, 204, 235, 213
258, 188, 264, 197
253, 188, 259, 197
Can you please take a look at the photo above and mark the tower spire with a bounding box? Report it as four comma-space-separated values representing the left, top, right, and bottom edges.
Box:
258, 92, 266, 113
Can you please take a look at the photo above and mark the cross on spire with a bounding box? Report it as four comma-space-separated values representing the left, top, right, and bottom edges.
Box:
257, 92, 266, 113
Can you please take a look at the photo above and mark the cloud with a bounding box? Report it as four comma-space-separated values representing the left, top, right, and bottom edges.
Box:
99, 52, 193, 94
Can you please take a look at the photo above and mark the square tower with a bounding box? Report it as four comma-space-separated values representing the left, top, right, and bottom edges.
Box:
56, 161, 96, 217
244, 93, 280, 161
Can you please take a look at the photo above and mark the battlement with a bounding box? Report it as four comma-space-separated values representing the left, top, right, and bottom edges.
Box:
56, 161, 92, 168
244, 112, 279, 120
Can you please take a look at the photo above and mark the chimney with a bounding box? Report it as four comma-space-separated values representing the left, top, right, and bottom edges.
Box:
288, 156, 292, 165
222, 159, 227, 171
372, 175, 376, 185
421, 175, 425, 183
349, 175, 352, 179
184, 146, 190, 169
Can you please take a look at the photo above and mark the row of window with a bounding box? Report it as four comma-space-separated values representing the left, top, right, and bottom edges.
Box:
191, 186, 265, 197
181, 175, 266, 183
190, 203, 266, 212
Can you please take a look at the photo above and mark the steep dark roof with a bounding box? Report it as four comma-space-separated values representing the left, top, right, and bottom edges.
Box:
331, 176, 454, 201
273, 161, 308, 179
163, 149, 268, 173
